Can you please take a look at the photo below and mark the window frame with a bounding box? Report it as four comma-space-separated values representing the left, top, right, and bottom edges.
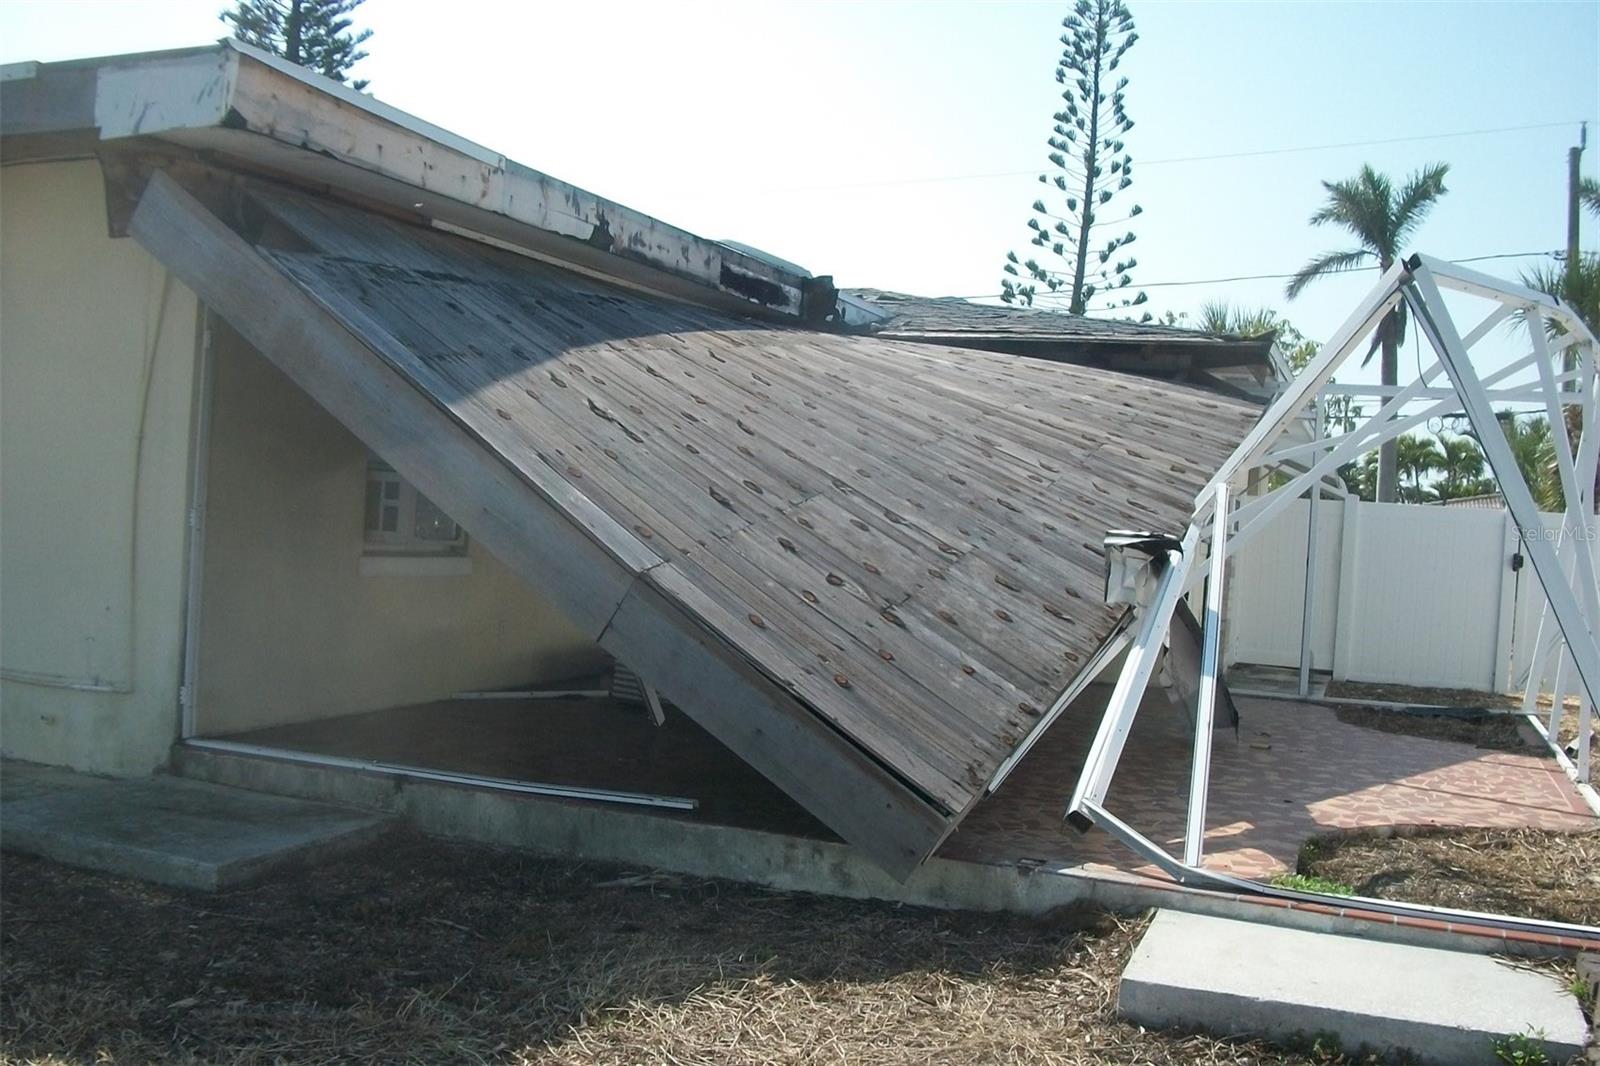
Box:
362, 458, 468, 557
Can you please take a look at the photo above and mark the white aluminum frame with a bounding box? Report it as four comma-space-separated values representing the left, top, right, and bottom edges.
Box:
1065, 254, 1600, 928
183, 737, 699, 810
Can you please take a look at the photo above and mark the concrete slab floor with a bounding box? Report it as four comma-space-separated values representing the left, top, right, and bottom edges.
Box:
1, 760, 119, 802
0, 761, 391, 891
1120, 910, 1590, 1065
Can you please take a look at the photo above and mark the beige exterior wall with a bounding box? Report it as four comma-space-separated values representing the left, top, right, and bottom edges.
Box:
1, 160, 200, 775
194, 323, 605, 736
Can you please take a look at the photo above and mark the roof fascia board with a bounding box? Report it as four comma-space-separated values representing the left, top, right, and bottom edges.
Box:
94, 46, 237, 140
226, 38, 499, 165
2, 40, 811, 317
221, 39, 800, 314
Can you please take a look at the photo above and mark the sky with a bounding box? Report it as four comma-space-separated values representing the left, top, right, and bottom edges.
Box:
2, 0, 1597, 389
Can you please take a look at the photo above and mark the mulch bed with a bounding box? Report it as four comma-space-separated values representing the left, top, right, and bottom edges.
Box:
2, 832, 1359, 1065
1325, 679, 1596, 783
1332, 705, 1531, 751
1324, 680, 1519, 709
1297, 826, 1600, 927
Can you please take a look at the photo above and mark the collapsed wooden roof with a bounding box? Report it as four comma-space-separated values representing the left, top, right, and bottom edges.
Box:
130, 171, 1261, 878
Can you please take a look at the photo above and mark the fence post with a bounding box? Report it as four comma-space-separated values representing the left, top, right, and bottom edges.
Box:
1331, 495, 1361, 681
1493, 512, 1520, 693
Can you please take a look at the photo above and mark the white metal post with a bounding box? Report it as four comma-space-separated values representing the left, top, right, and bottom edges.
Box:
1299, 404, 1324, 697
988, 619, 1135, 793
1182, 482, 1230, 868
1549, 647, 1569, 741
1066, 519, 1204, 827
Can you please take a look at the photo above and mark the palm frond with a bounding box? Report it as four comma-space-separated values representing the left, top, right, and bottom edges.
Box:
1285, 247, 1372, 300
1359, 304, 1406, 369
1196, 300, 1235, 334
1519, 254, 1600, 338
1391, 163, 1450, 247
1310, 166, 1394, 253
1582, 176, 1600, 220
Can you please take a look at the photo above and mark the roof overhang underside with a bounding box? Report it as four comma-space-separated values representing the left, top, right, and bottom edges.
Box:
128, 170, 1261, 879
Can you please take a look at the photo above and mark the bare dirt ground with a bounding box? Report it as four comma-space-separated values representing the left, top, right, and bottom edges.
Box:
1297, 826, 1600, 927
1, 832, 1358, 1066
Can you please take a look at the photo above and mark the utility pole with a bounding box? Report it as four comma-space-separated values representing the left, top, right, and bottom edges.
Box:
1563, 122, 1586, 387
1570, 122, 1587, 303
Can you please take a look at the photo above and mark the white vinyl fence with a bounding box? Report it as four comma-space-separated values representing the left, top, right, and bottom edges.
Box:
1225, 497, 1586, 693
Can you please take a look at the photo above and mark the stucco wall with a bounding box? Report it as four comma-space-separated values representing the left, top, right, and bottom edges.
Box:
1, 160, 199, 775
194, 323, 605, 736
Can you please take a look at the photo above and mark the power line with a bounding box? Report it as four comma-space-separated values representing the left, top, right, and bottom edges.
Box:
784, 120, 1586, 191
952, 250, 1560, 301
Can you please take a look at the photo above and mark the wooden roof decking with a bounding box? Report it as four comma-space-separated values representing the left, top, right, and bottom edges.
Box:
131, 172, 1260, 875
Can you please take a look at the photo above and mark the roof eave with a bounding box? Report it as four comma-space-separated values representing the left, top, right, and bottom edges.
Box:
0, 40, 820, 321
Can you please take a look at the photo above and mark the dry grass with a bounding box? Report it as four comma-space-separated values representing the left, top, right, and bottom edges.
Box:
1, 832, 1356, 1065
1297, 826, 1600, 927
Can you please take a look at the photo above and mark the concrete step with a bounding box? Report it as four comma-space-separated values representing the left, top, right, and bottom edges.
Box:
1120, 909, 1588, 1065
1, 761, 390, 890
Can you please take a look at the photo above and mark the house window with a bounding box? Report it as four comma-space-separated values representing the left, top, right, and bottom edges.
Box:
363, 459, 467, 556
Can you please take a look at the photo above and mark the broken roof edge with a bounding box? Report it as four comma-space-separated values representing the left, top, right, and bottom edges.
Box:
0, 39, 823, 322
844, 289, 1279, 359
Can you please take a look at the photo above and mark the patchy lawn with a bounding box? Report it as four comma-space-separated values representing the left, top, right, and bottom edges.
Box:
1, 832, 1352, 1066
1297, 826, 1600, 927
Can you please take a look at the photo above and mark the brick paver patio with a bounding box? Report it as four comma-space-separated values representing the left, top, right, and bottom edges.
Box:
940, 690, 1596, 880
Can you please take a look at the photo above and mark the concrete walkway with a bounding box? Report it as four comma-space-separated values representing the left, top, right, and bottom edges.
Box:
1120, 910, 1590, 1065
1, 761, 390, 890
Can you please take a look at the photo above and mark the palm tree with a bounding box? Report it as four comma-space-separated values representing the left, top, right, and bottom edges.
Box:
1286, 163, 1451, 502
1496, 413, 1562, 512
1394, 433, 1445, 503
1581, 176, 1600, 220
1433, 434, 1491, 501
